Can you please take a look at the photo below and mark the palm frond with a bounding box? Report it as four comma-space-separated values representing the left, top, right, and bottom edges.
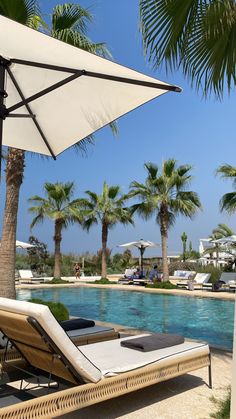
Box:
52, 4, 93, 36
0, 0, 40, 25
140, 0, 236, 98
108, 185, 120, 199
212, 223, 234, 238
220, 192, 236, 214
216, 164, 236, 188
144, 162, 158, 179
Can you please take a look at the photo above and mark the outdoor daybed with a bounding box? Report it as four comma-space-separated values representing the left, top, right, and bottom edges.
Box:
0, 298, 212, 419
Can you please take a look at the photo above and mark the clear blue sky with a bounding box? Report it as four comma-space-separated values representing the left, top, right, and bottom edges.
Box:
1, 0, 236, 258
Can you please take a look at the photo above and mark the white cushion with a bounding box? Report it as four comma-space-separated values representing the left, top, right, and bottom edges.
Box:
18, 270, 33, 279
79, 336, 209, 377
0, 298, 102, 383
194, 273, 211, 284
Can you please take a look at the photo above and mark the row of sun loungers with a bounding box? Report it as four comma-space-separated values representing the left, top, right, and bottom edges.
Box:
174, 271, 236, 292
0, 298, 211, 418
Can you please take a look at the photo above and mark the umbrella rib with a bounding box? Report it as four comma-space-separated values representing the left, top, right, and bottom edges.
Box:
7, 71, 84, 113
6, 66, 56, 159
11, 58, 181, 93
7, 114, 34, 118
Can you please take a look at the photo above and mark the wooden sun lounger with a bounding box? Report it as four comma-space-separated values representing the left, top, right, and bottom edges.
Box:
0, 298, 211, 419
0, 324, 119, 364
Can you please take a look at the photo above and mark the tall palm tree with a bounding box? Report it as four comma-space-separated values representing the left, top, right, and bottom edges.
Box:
81, 182, 133, 278
0, 0, 40, 298
129, 160, 201, 280
140, 0, 236, 98
0, 2, 115, 298
28, 182, 83, 278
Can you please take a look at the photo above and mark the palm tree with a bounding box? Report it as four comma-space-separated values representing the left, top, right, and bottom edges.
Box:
29, 182, 83, 278
81, 182, 133, 278
129, 160, 201, 280
0, 0, 40, 298
217, 164, 236, 214
181, 232, 187, 261
140, 0, 236, 98
0, 2, 114, 298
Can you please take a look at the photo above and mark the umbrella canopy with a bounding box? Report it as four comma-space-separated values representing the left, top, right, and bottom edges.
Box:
15, 240, 35, 249
119, 239, 159, 275
212, 235, 236, 245
0, 15, 181, 161
119, 239, 159, 250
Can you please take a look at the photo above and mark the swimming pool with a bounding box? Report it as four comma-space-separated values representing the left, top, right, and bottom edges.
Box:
17, 287, 235, 350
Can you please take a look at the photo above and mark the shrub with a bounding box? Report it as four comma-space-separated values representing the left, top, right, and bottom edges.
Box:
146, 281, 177, 289
50, 278, 68, 284
28, 298, 69, 321
94, 278, 116, 284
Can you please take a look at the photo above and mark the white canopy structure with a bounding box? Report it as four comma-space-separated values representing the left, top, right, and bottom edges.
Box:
212, 235, 236, 245
0, 15, 181, 162
15, 240, 35, 249
119, 239, 159, 275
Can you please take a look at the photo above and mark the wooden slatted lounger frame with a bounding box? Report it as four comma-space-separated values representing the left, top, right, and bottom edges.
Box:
0, 308, 212, 419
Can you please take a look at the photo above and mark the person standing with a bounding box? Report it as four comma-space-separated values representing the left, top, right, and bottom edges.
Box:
74, 263, 81, 279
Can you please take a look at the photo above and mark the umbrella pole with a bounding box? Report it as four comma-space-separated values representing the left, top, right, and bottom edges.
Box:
140, 247, 145, 278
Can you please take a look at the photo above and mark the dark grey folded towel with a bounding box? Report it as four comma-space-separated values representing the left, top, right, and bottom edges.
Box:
120, 333, 184, 352
60, 318, 95, 331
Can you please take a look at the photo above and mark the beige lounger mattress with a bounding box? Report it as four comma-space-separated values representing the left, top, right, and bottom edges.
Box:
78, 336, 209, 377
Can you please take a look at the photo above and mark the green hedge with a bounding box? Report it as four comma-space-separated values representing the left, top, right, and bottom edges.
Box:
146, 281, 177, 289
50, 278, 68, 284
28, 298, 69, 321
94, 278, 116, 284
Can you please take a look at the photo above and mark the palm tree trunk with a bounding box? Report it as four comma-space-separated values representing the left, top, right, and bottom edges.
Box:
0, 148, 25, 299
53, 220, 63, 278
160, 205, 169, 281
101, 222, 108, 278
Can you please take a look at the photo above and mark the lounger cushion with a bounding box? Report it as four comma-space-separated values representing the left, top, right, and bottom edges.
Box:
0, 298, 102, 383
67, 325, 115, 337
78, 336, 209, 377
120, 333, 184, 352
60, 318, 95, 331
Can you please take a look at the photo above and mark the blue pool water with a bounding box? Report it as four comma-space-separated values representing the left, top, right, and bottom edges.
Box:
17, 288, 235, 350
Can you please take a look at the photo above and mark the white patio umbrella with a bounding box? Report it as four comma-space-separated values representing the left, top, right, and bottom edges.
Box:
15, 240, 35, 249
119, 239, 159, 275
0, 15, 181, 170
212, 235, 236, 245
